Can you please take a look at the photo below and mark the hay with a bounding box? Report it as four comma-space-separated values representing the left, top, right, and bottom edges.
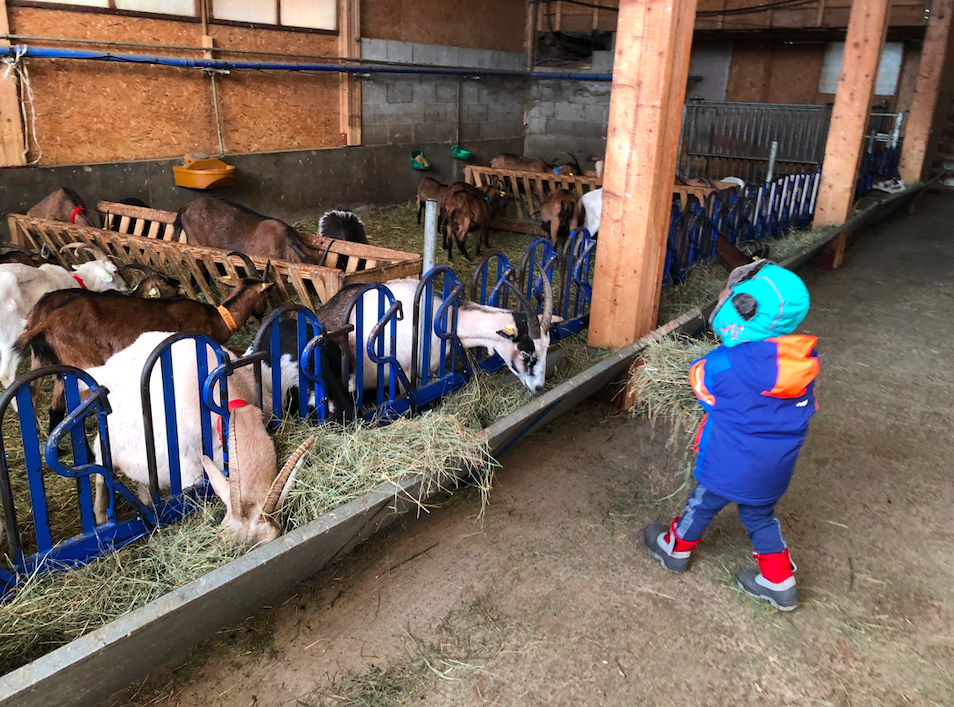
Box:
274, 412, 495, 531
0, 498, 242, 676
628, 333, 717, 437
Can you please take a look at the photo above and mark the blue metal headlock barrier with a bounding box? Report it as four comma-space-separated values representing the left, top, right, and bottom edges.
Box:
411, 267, 471, 405
0, 368, 152, 591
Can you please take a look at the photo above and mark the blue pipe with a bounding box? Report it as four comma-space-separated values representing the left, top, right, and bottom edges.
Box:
0, 44, 613, 81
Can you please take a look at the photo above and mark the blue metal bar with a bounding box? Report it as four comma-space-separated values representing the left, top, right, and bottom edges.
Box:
0, 45, 613, 81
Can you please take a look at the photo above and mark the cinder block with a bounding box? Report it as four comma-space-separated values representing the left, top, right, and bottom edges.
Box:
554, 103, 585, 121
526, 114, 547, 134
461, 80, 481, 103
459, 48, 483, 69
432, 45, 460, 68
423, 103, 453, 122
571, 120, 604, 139
414, 81, 437, 104
427, 123, 457, 143
463, 103, 489, 122
546, 118, 575, 135
582, 103, 607, 123
388, 123, 415, 144
361, 39, 387, 63
386, 41, 413, 64
591, 51, 614, 74
412, 43, 437, 66
361, 80, 387, 104
362, 124, 389, 146
387, 81, 415, 104
435, 81, 458, 104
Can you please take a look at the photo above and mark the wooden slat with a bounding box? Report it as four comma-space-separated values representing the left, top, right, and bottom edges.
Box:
899, 0, 954, 182
0, 0, 26, 168
588, 0, 698, 350
815, 0, 891, 228
147, 221, 161, 239
119, 216, 131, 233
95, 201, 176, 224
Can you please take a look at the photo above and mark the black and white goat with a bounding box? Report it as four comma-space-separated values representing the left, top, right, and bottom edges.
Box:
245, 317, 355, 423
87, 332, 314, 548
317, 277, 556, 394
318, 210, 368, 244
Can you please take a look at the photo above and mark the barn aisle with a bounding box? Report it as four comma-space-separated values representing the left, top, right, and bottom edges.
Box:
108, 194, 954, 707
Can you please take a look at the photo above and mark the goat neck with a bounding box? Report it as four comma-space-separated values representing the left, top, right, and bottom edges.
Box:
219, 278, 273, 334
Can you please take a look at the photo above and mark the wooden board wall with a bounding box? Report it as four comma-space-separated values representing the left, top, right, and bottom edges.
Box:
8, 7, 340, 165
362, 0, 526, 53
725, 39, 922, 115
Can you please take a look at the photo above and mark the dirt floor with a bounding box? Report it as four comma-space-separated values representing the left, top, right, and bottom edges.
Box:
106, 193, 954, 707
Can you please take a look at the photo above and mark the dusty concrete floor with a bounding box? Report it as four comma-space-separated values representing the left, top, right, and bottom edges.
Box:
108, 194, 954, 707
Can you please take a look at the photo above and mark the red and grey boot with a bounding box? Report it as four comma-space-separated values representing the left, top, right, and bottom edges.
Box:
643, 518, 700, 573
737, 549, 798, 611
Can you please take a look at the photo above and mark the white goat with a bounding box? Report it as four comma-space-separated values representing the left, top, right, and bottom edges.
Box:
0, 245, 126, 389
334, 277, 555, 394
579, 188, 603, 237
87, 332, 313, 548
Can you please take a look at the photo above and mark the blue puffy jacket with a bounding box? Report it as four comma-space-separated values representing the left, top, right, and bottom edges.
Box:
689, 335, 819, 506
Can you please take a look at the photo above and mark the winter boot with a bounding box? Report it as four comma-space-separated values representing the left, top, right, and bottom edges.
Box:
643, 518, 700, 573
737, 549, 798, 611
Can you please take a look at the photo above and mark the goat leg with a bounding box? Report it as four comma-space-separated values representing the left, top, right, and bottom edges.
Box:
93, 474, 108, 525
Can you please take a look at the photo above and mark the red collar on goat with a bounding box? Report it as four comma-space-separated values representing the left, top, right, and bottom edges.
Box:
72, 274, 88, 290
216, 399, 250, 443
70, 206, 87, 224
217, 305, 238, 333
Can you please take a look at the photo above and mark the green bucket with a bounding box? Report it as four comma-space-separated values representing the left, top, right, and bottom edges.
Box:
451, 144, 472, 161
411, 150, 431, 170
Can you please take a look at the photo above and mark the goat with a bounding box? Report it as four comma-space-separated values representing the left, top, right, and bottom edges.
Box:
0, 244, 54, 268
490, 154, 551, 173
316, 276, 556, 394
318, 210, 369, 244
245, 317, 355, 423
15, 252, 272, 432
26, 187, 97, 228
579, 188, 603, 237
540, 189, 579, 246
416, 178, 448, 224
86, 331, 314, 547
716, 239, 770, 272
442, 190, 490, 262
0, 244, 127, 389
120, 263, 184, 300
176, 196, 325, 265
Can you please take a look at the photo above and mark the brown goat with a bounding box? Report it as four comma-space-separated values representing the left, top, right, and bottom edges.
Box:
0, 245, 54, 268
539, 189, 579, 246
416, 178, 448, 224
26, 187, 97, 228
490, 154, 551, 173
443, 187, 503, 261
16, 253, 272, 434
716, 239, 770, 273
176, 196, 324, 265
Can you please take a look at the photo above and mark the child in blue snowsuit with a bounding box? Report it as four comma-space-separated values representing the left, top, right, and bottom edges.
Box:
644, 259, 819, 611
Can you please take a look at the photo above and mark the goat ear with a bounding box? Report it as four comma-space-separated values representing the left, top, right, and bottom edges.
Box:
202, 456, 230, 502
496, 326, 517, 341
261, 282, 273, 291
215, 276, 239, 289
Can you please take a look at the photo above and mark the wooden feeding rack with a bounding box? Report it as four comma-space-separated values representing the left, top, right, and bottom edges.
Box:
672, 180, 739, 208
9, 206, 422, 310
465, 165, 602, 219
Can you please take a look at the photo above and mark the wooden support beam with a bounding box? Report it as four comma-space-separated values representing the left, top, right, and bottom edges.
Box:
0, 0, 26, 167
588, 0, 698, 351
898, 0, 954, 183
338, 0, 361, 146
814, 0, 890, 228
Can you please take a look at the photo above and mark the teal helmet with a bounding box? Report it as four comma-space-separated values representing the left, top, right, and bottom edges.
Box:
710, 261, 810, 347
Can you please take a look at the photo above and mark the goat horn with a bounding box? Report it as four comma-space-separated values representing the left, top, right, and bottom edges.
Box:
227, 411, 243, 516
227, 251, 261, 279
538, 274, 554, 335
508, 281, 541, 340
262, 434, 315, 517
59, 242, 110, 261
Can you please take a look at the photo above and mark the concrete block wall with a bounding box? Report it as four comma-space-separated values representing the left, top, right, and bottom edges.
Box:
523, 49, 615, 167
360, 38, 527, 180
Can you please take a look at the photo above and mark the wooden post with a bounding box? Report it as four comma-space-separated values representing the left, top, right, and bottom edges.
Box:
814, 0, 891, 229
587, 0, 697, 351
0, 0, 26, 167
898, 0, 954, 183
338, 0, 361, 146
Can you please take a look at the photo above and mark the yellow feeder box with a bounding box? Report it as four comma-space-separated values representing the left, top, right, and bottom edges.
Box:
173, 154, 237, 189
